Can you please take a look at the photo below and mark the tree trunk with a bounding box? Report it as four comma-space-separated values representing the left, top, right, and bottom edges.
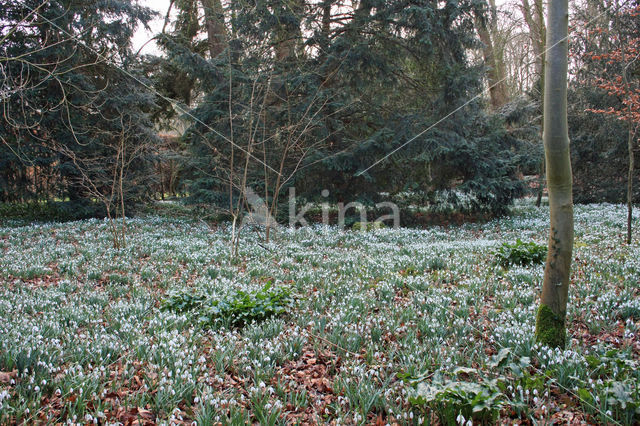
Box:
535, 0, 573, 349
474, 2, 509, 109
201, 0, 227, 58
623, 66, 635, 245
521, 0, 546, 207
162, 0, 175, 34
275, 0, 304, 62
621, 35, 636, 245
627, 124, 634, 245
536, 158, 545, 207
520, 0, 546, 81
488, 0, 509, 99
321, 0, 332, 52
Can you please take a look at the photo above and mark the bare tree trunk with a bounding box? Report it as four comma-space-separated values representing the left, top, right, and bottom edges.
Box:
474, 1, 509, 109
230, 215, 238, 258
275, 0, 304, 61
106, 205, 119, 250
534, 0, 546, 206
619, 10, 637, 244
201, 0, 227, 58
160, 172, 165, 201
535, 0, 573, 349
521, 0, 546, 81
266, 140, 288, 244
536, 158, 545, 207
319, 0, 333, 54
521, 0, 547, 206
623, 69, 636, 245
119, 132, 127, 249
162, 0, 175, 34
627, 124, 635, 245
488, 0, 509, 100
322, 1, 331, 39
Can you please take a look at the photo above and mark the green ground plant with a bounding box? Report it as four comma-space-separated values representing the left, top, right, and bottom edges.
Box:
495, 239, 547, 267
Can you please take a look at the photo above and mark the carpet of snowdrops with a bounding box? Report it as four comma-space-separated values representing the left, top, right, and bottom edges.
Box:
0, 202, 639, 425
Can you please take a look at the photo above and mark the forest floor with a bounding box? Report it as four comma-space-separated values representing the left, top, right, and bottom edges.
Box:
0, 202, 639, 425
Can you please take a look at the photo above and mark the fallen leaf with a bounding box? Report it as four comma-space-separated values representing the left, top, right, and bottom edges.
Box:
0, 370, 17, 384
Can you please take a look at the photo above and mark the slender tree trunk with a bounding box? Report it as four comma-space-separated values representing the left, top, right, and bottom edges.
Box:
521, 0, 546, 81
201, 0, 227, 58
627, 124, 634, 245
533, 0, 546, 71
521, 0, 546, 207
621, 44, 636, 245
535, 0, 573, 349
536, 159, 545, 207
162, 0, 175, 34
488, 0, 509, 99
160, 172, 165, 201
623, 83, 635, 245
322, 1, 331, 40
119, 134, 127, 249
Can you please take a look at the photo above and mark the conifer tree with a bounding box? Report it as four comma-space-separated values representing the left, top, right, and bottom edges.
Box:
163, 0, 528, 218
0, 0, 158, 212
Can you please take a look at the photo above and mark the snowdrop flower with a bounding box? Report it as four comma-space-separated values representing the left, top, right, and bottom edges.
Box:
456, 413, 465, 424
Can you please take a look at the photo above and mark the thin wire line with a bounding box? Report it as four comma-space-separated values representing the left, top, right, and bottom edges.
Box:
25, 8, 282, 177
11, 4, 628, 424
355, 7, 614, 178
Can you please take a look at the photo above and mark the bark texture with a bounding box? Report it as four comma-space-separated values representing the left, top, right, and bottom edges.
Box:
535, 0, 573, 349
201, 0, 227, 58
275, 0, 305, 62
521, 0, 546, 80
475, 1, 509, 109
521, 0, 547, 207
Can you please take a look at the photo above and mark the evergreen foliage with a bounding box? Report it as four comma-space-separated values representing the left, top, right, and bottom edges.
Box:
162, 0, 527, 215
0, 0, 159, 210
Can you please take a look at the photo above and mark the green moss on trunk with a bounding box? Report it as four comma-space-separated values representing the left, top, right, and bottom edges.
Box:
535, 304, 566, 348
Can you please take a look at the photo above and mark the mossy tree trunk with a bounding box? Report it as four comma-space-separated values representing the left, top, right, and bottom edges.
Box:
535, 0, 574, 349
